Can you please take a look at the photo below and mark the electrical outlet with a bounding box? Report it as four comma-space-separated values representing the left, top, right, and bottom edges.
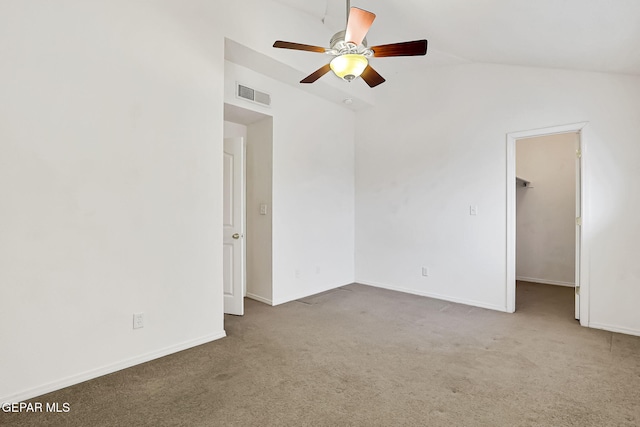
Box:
470, 205, 478, 216
422, 267, 429, 277
133, 312, 144, 329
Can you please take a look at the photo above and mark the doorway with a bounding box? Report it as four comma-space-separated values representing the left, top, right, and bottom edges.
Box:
506, 122, 590, 326
516, 132, 578, 319
223, 103, 274, 316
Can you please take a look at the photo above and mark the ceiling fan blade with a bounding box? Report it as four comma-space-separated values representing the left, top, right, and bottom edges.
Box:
273, 40, 327, 53
360, 65, 386, 88
301, 64, 332, 84
344, 7, 376, 46
370, 40, 428, 57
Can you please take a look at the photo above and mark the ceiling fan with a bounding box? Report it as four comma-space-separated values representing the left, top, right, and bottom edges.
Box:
273, 1, 428, 88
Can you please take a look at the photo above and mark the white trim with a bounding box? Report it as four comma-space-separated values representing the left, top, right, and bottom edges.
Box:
506, 122, 590, 325
506, 135, 517, 313
358, 280, 507, 313
272, 281, 355, 306
516, 276, 575, 287
579, 126, 591, 327
243, 137, 248, 299
246, 293, 273, 306
1, 332, 226, 404
588, 323, 640, 338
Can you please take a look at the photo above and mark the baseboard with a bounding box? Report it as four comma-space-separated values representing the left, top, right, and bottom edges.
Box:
1, 331, 227, 404
272, 281, 354, 306
246, 293, 272, 306
588, 322, 640, 337
516, 276, 575, 287
357, 280, 507, 313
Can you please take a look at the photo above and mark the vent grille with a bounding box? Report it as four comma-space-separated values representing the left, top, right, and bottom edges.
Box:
236, 83, 271, 107
238, 85, 254, 101
254, 91, 271, 106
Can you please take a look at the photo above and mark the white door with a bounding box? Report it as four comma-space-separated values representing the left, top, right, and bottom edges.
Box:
575, 137, 582, 320
223, 137, 245, 316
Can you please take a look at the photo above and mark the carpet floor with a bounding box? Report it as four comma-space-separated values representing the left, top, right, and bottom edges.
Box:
2, 282, 639, 426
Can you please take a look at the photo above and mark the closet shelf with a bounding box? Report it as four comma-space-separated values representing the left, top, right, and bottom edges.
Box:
516, 176, 532, 188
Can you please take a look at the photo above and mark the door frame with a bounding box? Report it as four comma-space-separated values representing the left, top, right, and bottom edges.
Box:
506, 122, 590, 327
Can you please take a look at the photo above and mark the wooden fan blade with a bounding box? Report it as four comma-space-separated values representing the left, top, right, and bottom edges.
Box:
371, 40, 428, 57
301, 64, 332, 84
344, 7, 376, 46
360, 65, 386, 88
273, 41, 327, 53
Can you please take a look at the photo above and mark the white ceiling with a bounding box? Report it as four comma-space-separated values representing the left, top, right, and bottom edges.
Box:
272, 0, 640, 75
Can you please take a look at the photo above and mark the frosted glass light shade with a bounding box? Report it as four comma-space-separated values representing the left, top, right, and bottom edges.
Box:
330, 54, 368, 82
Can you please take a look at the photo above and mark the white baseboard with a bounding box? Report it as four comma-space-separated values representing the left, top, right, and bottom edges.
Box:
357, 280, 507, 313
1, 331, 227, 404
516, 276, 575, 287
246, 293, 272, 306
272, 281, 355, 306
588, 322, 640, 337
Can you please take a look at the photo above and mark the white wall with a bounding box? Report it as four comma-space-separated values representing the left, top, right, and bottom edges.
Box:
0, 0, 227, 402
516, 133, 577, 286
355, 63, 640, 335
0, 0, 356, 402
224, 61, 356, 305
246, 118, 274, 304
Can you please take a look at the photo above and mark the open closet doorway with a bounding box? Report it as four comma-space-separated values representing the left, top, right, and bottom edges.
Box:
223, 103, 274, 316
506, 122, 590, 326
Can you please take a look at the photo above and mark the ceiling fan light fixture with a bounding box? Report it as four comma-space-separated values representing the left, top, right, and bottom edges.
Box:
330, 54, 368, 82
273, 5, 428, 88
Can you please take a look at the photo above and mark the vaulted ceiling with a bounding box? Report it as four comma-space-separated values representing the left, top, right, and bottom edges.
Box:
272, 0, 640, 75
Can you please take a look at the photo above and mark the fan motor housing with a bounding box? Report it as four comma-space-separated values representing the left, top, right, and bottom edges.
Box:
330, 30, 367, 49
329, 30, 372, 57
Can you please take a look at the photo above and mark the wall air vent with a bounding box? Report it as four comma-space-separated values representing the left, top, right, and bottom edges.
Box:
236, 83, 271, 107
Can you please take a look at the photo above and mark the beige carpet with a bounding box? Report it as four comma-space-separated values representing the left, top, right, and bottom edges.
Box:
2, 282, 640, 426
